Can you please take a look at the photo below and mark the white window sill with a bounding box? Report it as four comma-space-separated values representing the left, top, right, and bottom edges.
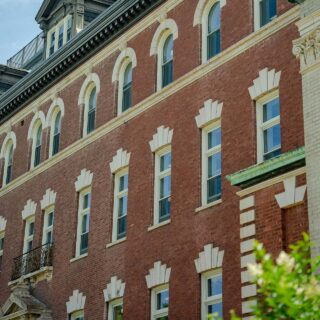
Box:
195, 199, 222, 213
148, 219, 171, 232
70, 253, 88, 263
106, 237, 126, 248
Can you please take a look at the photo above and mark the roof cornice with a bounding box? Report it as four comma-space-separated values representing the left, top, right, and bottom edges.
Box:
0, 0, 164, 124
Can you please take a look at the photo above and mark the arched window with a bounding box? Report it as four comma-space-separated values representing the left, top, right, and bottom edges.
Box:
207, 3, 221, 60
161, 34, 174, 88
85, 87, 97, 136
32, 122, 42, 168
51, 110, 61, 156
121, 63, 132, 113
3, 143, 14, 185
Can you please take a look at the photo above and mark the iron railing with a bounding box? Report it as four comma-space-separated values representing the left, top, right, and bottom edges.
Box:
11, 243, 53, 280
7, 32, 44, 70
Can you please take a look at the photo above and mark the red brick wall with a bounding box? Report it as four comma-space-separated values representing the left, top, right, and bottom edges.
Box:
0, 0, 305, 319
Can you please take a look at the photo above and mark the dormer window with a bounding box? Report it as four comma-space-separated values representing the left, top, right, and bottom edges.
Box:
49, 32, 55, 56
58, 25, 64, 49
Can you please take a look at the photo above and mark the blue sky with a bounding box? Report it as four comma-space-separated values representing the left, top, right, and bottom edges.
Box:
0, 0, 43, 64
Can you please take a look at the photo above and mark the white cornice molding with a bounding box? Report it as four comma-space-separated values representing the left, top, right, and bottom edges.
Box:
150, 19, 179, 56
149, 126, 173, 153
0, 131, 17, 159
194, 244, 224, 273
146, 261, 171, 289
112, 48, 137, 83
193, 0, 226, 27
66, 290, 86, 314
103, 276, 125, 302
110, 148, 131, 174
75, 169, 93, 192
248, 68, 281, 101
78, 73, 101, 106
275, 177, 307, 209
21, 199, 37, 220
40, 188, 57, 210
195, 99, 223, 128
0, 216, 7, 232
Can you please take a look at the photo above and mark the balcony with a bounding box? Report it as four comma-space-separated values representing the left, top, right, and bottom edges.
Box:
7, 32, 44, 70
10, 243, 53, 284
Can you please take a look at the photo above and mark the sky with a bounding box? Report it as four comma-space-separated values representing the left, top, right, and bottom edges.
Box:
0, 0, 43, 65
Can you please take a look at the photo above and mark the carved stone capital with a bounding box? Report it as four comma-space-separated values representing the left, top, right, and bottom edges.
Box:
293, 27, 320, 69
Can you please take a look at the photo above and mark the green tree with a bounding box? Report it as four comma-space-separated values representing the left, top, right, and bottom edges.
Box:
232, 234, 320, 320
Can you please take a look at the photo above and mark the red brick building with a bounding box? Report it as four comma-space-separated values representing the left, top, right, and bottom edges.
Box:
0, 0, 311, 319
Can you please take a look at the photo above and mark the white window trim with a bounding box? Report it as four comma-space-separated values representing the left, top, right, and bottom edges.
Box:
107, 298, 123, 320
256, 90, 280, 164
200, 0, 221, 64
151, 284, 169, 320
156, 30, 173, 91
201, 269, 223, 320
253, 0, 278, 31
112, 168, 128, 243
42, 205, 54, 245
2, 140, 14, 186
75, 187, 91, 257
201, 121, 221, 207
117, 59, 132, 115
30, 120, 43, 170
153, 146, 171, 226
70, 310, 84, 320
46, 15, 73, 57
23, 216, 35, 254
48, 107, 62, 157
82, 83, 97, 137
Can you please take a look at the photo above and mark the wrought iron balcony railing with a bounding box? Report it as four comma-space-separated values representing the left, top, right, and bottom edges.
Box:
11, 243, 53, 281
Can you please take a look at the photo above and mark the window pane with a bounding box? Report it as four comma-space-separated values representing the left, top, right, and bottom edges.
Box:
119, 174, 128, 192
46, 231, 53, 244
122, 83, 132, 112
157, 290, 169, 310
54, 111, 61, 135
159, 197, 171, 222
113, 304, 123, 320
87, 109, 96, 134
208, 302, 223, 318
163, 35, 173, 64
27, 240, 33, 252
0, 237, 4, 250
160, 153, 171, 172
82, 214, 89, 233
207, 30, 221, 59
29, 222, 35, 236
208, 275, 223, 297
67, 18, 72, 41
34, 145, 41, 167
207, 175, 221, 202
58, 25, 64, 48
208, 3, 220, 33
6, 164, 12, 184
118, 196, 128, 217
48, 211, 54, 226
80, 232, 88, 254
208, 152, 221, 178
89, 88, 97, 111
208, 128, 221, 150
162, 61, 173, 88
52, 133, 60, 156
83, 194, 90, 210
117, 215, 127, 240
263, 124, 281, 156
260, 0, 277, 27
36, 125, 42, 146
263, 98, 280, 122
160, 175, 171, 198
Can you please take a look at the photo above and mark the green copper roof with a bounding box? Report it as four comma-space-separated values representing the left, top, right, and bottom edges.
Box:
226, 147, 305, 188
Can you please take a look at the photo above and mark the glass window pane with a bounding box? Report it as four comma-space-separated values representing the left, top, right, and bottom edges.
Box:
29, 222, 34, 236
260, 0, 277, 27
208, 128, 221, 150
208, 275, 223, 297
263, 98, 280, 122
46, 231, 53, 244
119, 174, 128, 192
113, 304, 123, 320
160, 175, 171, 198
54, 111, 61, 135
162, 60, 173, 88
0, 237, 4, 250
124, 63, 132, 86
263, 124, 281, 154
89, 88, 97, 111
163, 35, 173, 64
82, 214, 89, 233
157, 290, 169, 310
27, 240, 33, 252
207, 175, 221, 202
160, 153, 171, 172
83, 194, 90, 210
208, 3, 220, 34
36, 125, 42, 146
159, 198, 171, 222
117, 216, 127, 240
208, 152, 221, 178
208, 302, 223, 318
48, 211, 54, 226
118, 196, 128, 217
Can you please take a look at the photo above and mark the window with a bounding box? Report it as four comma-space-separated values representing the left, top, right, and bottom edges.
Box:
42, 207, 54, 245
76, 189, 91, 256
151, 285, 169, 320
255, 0, 277, 30
257, 94, 281, 162
84, 87, 97, 136
58, 25, 64, 49
207, 3, 221, 60
51, 110, 61, 156
0, 232, 4, 270
112, 170, 128, 242
108, 299, 123, 320
23, 217, 35, 254
49, 32, 55, 56
31, 122, 42, 169
201, 271, 223, 320
3, 143, 13, 186
154, 149, 171, 225
161, 34, 173, 88
70, 311, 84, 320
67, 17, 73, 42
202, 124, 221, 205
120, 63, 132, 113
